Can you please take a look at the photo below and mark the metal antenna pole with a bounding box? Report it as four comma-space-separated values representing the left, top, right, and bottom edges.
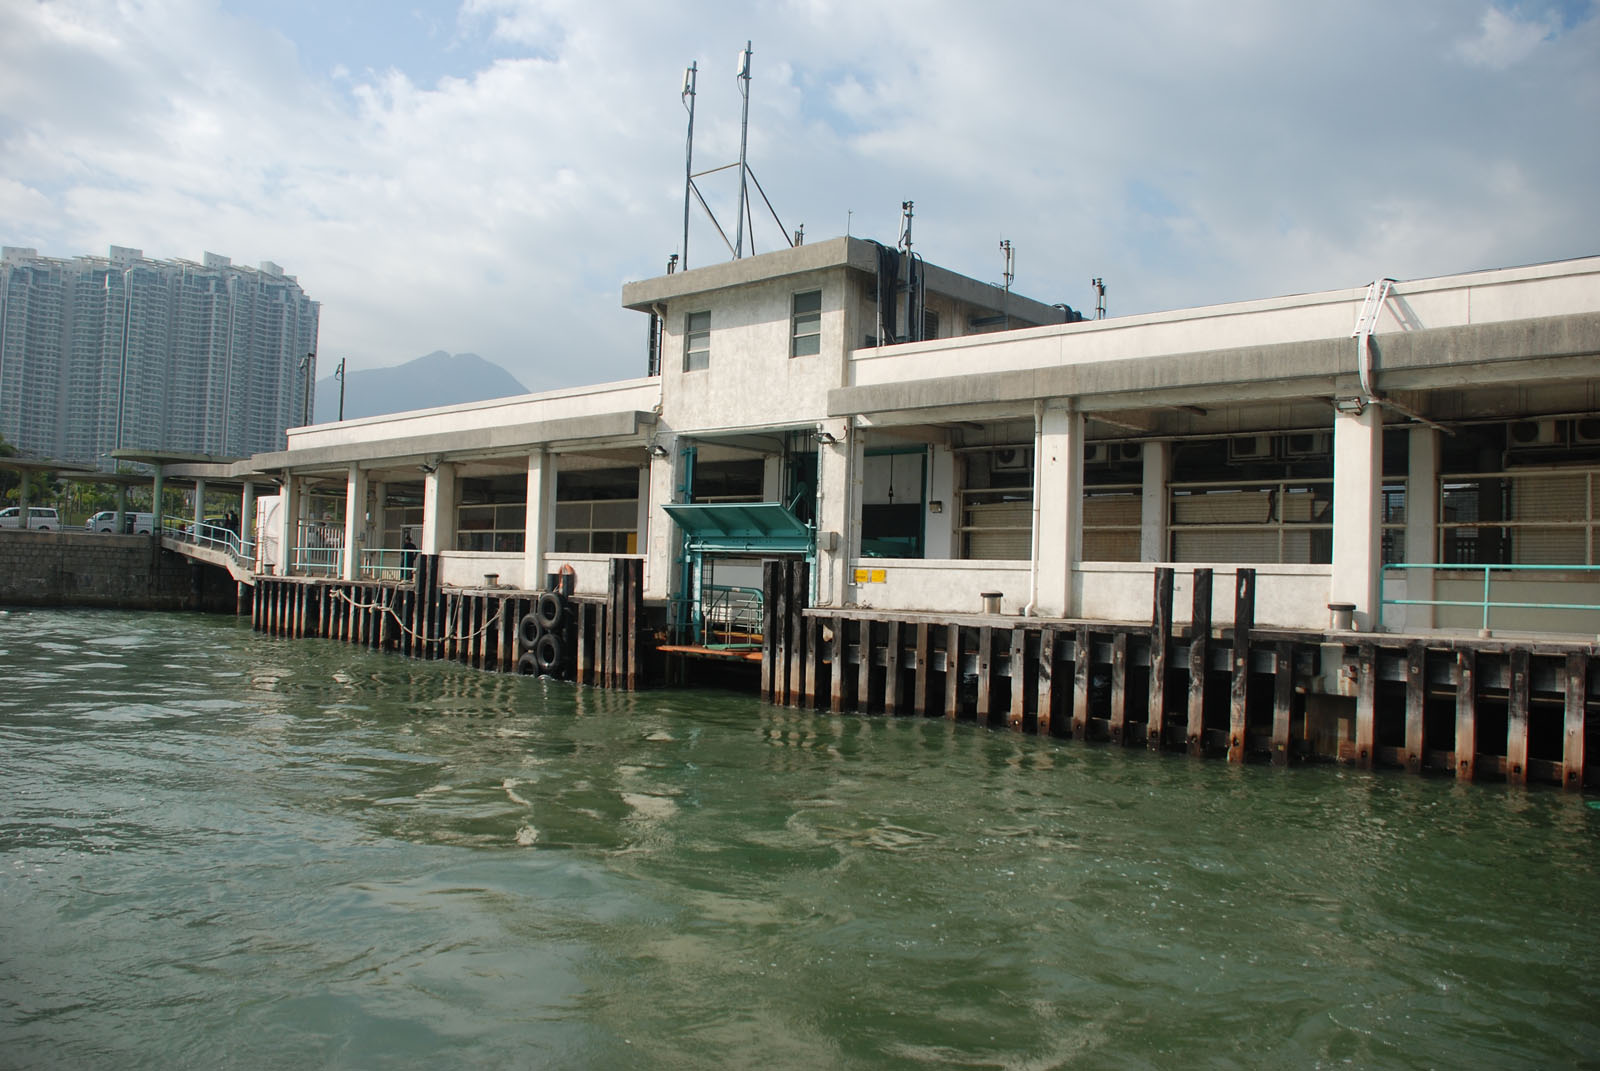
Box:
734, 42, 752, 259
1000, 239, 1014, 329
681, 62, 697, 271
1092, 277, 1106, 320
335, 357, 346, 422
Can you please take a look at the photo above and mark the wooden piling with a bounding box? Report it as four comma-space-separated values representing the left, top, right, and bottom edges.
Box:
1564, 652, 1588, 791
975, 626, 994, 724
857, 619, 873, 713
1456, 649, 1477, 781
884, 619, 902, 716
913, 623, 931, 715
1272, 640, 1294, 766
1507, 648, 1530, 786
944, 624, 961, 719
1403, 643, 1425, 772
1009, 627, 1028, 731
1071, 627, 1090, 740
1228, 568, 1254, 763
1109, 632, 1128, 744
1150, 568, 1173, 751
1036, 628, 1057, 736
1355, 643, 1376, 769
1186, 569, 1212, 756
831, 614, 847, 714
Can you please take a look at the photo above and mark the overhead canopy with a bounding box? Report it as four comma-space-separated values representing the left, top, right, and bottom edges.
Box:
662, 501, 812, 554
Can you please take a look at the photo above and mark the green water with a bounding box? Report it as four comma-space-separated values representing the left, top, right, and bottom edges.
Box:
1, 609, 1596, 1069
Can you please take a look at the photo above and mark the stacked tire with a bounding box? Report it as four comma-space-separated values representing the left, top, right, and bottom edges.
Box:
516, 588, 570, 676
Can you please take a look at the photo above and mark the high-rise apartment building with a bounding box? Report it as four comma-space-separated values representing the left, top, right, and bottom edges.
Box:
0, 245, 320, 467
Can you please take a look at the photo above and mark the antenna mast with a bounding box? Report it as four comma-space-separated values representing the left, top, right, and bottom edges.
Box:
1092, 277, 1107, 320
734, 42, 753, 259
1000, 239, 1014, 329
681, 62, 697, 271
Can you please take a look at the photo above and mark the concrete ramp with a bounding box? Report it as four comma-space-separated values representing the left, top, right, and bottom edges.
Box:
162, 535, 255, 584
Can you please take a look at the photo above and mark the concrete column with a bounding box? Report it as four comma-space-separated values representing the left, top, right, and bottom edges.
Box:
523, 451, 554, 591
924, 443, 957, 560
635, 465, 651, 557
114, 483, 127, 533
1404, 426, 1440, 630
193, 478, 207, 533
644, 443, 683, 602
1140, 440, 1171, 562
151, 466, 165, 534
1034, 402, 1085, 618
421, 462, 457, 556
368, 481, 386, 548
240, 481, 256, 556
814, 421, 859, 608
1331, 405, 1384, 631
279, 474, 301, 575
342, 463, 366, 581
17, 469, 29, 516
762, 453, 784, 503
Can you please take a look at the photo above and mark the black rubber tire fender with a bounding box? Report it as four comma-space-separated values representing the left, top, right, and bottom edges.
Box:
517, 613, 541, 650
533, 630, 565, 675
534, 590, 567, 631
516, 650, 540, 676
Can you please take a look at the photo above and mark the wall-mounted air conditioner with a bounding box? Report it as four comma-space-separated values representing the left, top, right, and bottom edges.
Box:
1283, 431, 1332, 458
1113, 442, 1143, 463
993, 446, 1033, 471
1508, 419, 1563, 448
1571, 417, 1600, 445
1084, 443, 1104, 464
1227, 435, 1274, 461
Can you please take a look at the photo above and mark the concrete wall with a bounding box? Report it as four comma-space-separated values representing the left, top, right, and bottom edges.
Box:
850, 559, 1032, 616
1075, 562, 1333, 629
0, 530, 229, 611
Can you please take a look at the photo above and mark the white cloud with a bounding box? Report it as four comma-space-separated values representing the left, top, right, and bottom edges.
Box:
1456, 5, 1556, 69
1, 0, 1596, 390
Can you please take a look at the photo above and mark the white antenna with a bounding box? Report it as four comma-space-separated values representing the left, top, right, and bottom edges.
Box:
734, 41, 753, 259
680, 62, 697, 270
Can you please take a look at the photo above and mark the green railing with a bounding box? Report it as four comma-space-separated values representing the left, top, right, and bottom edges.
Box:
163, 522, 255, 565
358, 547, 416, 582
1381, 562, 1600, 632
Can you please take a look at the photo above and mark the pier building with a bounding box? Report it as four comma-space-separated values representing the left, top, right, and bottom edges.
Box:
130, 240, 1600, 786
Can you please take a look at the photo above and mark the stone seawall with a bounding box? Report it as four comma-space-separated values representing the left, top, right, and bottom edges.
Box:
0, 530, 231, 611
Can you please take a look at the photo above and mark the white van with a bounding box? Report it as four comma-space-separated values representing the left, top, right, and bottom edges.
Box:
85, 510, 155, 534
0, 506, 60, 530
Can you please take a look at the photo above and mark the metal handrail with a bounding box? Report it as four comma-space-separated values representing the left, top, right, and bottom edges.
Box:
1381, 561, 1600, 632
163, 522, 255, 564
359, 547, 416, 582
696, 584, 764, 647
291, 544, 341, 576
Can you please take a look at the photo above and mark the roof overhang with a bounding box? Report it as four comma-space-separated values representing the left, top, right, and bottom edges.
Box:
662, 501, 812, 554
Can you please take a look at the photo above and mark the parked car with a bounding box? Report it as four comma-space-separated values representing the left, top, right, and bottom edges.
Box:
0, 506, 60, 530
84, 510, 155, 534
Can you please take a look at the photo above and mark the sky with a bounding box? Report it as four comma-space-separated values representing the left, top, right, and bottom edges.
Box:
2, 0, 1597, 391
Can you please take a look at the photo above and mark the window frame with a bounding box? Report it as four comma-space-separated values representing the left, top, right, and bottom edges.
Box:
683, 310, 710, 371
790, 289, 822, 358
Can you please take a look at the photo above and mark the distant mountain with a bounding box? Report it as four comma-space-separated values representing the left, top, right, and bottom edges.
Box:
313, 351, 528, 423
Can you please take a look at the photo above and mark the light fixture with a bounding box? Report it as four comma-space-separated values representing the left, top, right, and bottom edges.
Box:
649, 443, 671, 459
1333, 397, 1366, 415
815, 431, 837, 446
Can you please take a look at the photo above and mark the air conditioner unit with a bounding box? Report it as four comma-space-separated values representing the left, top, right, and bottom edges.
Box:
1508, 419, 1563, 448
993, 446, 1033, 471
1227, 435, 1274, 462
1084, 443, 1105, 464
1283, 431, 1332, 458
1572, 417, 1600, 445
1115, 442, 1143, 463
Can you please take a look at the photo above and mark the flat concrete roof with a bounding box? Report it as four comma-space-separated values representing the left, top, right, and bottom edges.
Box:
622, 235, 1064, 325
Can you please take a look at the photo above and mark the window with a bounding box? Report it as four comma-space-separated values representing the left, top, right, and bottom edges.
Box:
555, 467, 641, 554
791, 290, 821, 357
684, 310, 710, 371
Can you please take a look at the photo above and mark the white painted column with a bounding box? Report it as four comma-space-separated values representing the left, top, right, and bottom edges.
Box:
635, 465, 651, 556
1034, 402, 1084, 618
114, 483, 127, 533
923, 443, 957, 560
367, 480, 386, 549
814, 421, 858, 608
279, 474, 300, 576
341, 463, 366, 581
644, 442, 683, 603
1140, 440, 1171, 561
240, 481, 255, 552
762, 453, 784, 503
523, 450, 554, 591
193, 478, 207, 533
1331, 405, 1384, 630
1404, 426, 1439, 630
420, 462, 457, 556
151, 466, 165, 534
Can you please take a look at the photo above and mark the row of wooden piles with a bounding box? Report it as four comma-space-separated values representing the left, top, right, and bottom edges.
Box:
760, 560, 1596, 788
252, 555, 647, 689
